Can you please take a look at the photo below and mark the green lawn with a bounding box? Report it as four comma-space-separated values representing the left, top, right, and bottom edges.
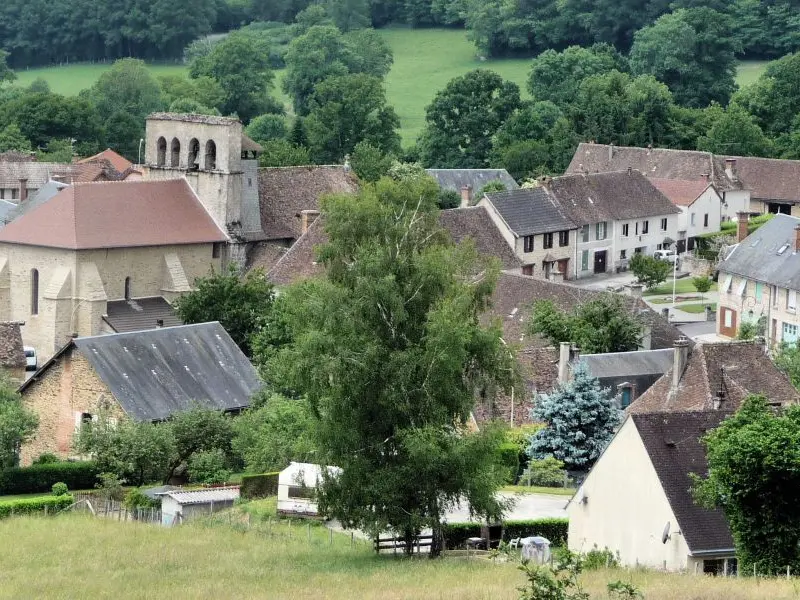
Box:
736, 60, 770, 87
643, 278, 718, 297
502, 485, 575, 496
677, 302, 717, 314
12, 63, 188, 95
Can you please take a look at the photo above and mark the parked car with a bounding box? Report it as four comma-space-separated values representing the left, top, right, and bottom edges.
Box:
653, 249, 679, 265
23, 346, 36, 371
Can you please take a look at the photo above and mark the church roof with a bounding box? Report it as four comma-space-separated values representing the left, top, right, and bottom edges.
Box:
0, 179, 227, 250
77, 148, 133, 174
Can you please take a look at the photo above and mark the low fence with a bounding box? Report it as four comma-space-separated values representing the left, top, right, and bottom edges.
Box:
70, 493, 162, 524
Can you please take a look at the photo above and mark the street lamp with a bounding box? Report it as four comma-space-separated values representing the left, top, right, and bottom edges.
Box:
137, 138, 145, 166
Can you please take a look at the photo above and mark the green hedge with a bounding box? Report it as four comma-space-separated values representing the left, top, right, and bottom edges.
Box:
443, 518, 568, 550
496, 443, 521, 484
0, 462, 98, 494
240, 472, 279, 499
0, 494, 73, 518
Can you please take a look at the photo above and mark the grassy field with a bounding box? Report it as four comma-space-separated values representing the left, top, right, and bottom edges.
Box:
677, 302, 717, 314
643, 278, 718, 297
1, 511, 799, 599
736, 60, 770, 87
502, 485, 575, 496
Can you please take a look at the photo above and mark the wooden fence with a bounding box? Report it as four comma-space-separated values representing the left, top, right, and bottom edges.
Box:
69, 493, 162, 524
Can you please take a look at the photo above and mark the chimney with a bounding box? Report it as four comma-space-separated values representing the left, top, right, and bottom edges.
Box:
795, 225, 800, 252
701, 172, 710, 182
558, 342, 571, 385
671, 336, 690, 393
725, 158, 737, 179
18, 178, 27, 202
300, 209, 320, 235
460, 185, 472, 207
736, 212, 749, 242
713, 388, 726, 411
627, 283, 643, 298
156, 319, 164, 328
627, 166, 632, 176
639, 325, 652, 350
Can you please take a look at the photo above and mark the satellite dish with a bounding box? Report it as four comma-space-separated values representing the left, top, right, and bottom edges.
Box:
661, 521, 671, 544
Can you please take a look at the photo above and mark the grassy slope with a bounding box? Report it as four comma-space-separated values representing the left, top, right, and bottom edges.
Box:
1, 513, 799, 599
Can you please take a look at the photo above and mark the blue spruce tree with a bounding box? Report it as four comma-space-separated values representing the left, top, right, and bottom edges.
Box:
528, 361, 622, 471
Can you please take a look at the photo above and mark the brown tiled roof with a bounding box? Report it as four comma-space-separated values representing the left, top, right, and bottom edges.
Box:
649, 179, 714, 207
246, 241, 290, 273
0, 152, 35, 162
630, 340, 799, 413
267, 218, 326, 285
487, 272, 684, 350
0, 179, 227, 250
0, 322, 25, 370
102, 297, 183, 333
567, 143, 739, 192
241, 134, 263, 153
258, 166, 358, 241
632, 411, 735, 553
77, 148, 133, 173
721, 156, 800, 202
543, 170, 681, 226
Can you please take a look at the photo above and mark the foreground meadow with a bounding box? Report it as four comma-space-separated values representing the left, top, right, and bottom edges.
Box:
0, 513, 798, 599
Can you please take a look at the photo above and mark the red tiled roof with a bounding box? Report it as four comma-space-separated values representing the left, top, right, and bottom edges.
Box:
649, 179, 713, 207
0, 179, 227, 250
77, 148, 134, 174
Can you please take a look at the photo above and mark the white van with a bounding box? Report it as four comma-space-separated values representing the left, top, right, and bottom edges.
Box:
653, 249, 679, 265
23, 347, 36, 371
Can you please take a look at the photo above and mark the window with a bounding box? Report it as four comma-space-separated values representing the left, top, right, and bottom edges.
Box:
124, 277, 131, 301
288, 485, 315, 499
621, 223, 629, 237
30, 269, 39, 315
784, 322, 799, 344
755, 282, 763, 300
523, 235, 534, 253
703, 213, 709, 228
660, 218, 667, 231
737, 279, 747, 297
690, 213, 696, 226
580, 225, 589, 243
212, 242, 222, 259
721, 275, 732, 294
558, 230, 569, 247
522, 264, 533, 276
724, 309, 733, 328
188, 138, 200, 171
11, 188, 18, 200
620, 249, 627, 260
641, 220, 649, 234
204, 139, 217, 170
595, 222, 607, 240
618, 385, 633, 408
170, 138, 181, 167
788, 290, 797, 312
156, 137, 166, 167
543, 232, 554, 249
581, 250, 589, 271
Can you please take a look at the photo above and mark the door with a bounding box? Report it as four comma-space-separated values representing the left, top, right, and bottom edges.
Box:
593, 250, 607, 274
719, 307, 737, 338
522, 264, 533, 276
677, 239, 687, 254
558, 259, 569, 280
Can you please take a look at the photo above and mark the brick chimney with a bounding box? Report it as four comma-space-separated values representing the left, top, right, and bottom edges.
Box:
18, 178, 27, 202
300, 209, 320, 235
725, 158, 737, 180
736, 212, 749, 242
795, 225, 800, 252
460, 185, 472, 206
671, 336, 690, 394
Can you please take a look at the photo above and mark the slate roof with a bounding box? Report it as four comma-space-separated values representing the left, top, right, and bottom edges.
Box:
69, 322, 262, 421
0, 200, 14, 226
567, 143, 739, 192
544, 170, 681, 226
258, 166, 358, 240
267, 206, 521, 285
77, 148, 133, 174
630, 340, 799, 413
718, 214, 800, 290
246, 241, 290, 274
632, 411, 734, 554
0, 161, 74, 190
4, 180, 69, 224
649, 179, 715, 207
426, 169, 518, 202
483, 187, 577, 236
721, 156, 800, 202
0, 179, 228, 250
581, 348, 673, 379
102, 297, 183, 334
159, 486, 240, 505
0, 322, 25, 370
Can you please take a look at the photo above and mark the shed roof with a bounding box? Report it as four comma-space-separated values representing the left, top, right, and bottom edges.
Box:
102, 297, 183, 334
69, 322, 261, 421
719, 214, 800, 289
649, 179, 715, 207
581, 348, 673, 379
160, 486, 240, 505
632, 411, 734, 554
0, 322, 25, 370
426, 169, 518, 201
483, 187, 577, 236
0, 179, 227, 250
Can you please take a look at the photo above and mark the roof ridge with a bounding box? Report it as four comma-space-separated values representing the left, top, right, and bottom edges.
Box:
578, 141, 714, 159
75, 321, 221, 342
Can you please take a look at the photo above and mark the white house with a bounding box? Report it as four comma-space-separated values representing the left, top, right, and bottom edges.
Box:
277, 462, 341, 517
568, 411, 736, 574
649, 179, 722, 253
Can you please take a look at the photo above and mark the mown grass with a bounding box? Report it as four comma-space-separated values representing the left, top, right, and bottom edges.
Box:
2, 510, 800, 599
502, 485, 576, 497
736, 60, 770, 87
677, 302, 717, 314
643, 278, 718, 296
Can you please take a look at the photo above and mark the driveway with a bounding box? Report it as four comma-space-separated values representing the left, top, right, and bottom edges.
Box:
445, 492, 568, 523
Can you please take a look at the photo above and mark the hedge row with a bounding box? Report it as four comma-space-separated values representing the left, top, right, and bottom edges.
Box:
0, 462, 99, 494
0, 494, 74, 518
443, 518, 568, 550
240, 472, 279, 499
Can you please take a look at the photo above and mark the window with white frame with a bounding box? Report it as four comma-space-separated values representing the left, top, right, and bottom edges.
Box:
641, 220, 649, 234
621, 223, 629, 237
690, 213, 696, 225
660, 218, 667, 231
783, 322, 799, 344
721, 275, 732, 293
581, 250, 589, 271
523, 235, 534, 253
737, 279, 747, 297
581, 225, 589, 242
788, 290, 797, 312
595, 222, 607, 240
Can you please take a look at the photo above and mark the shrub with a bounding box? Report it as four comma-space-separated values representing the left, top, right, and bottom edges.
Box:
442, 518, 569, 549
522, 457, 566, 487
0, 494, 73, 519
0, 462, 98, 494
583, 545, 619, 570
124, 488, 160, 511
51, 482, 68, 496
240, 472, 279, 499
32, 453, 59, 465
496, 442, 520, 484
95, 472, 125, 501
188, 449, 231, 484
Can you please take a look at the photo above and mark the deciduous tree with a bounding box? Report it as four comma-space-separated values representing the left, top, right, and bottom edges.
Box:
0, 374, 38, 469
629, 253, 671, 289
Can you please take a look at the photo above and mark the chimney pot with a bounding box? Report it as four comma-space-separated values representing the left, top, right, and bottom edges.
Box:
18, 178, 27, 203
671, 336, 690, 393
460, 185, 472, 207
736, 212, 749, 242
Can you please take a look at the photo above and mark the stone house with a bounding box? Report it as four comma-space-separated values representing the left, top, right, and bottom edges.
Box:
479, 187, 577, 279
0, 321, 25, 382
716, 213, 800, 344
426, 168, 518, 207
0, 178, 227, 362
568, 410, 736, 573
649, 179, 722, 253
17, 322, 261, 464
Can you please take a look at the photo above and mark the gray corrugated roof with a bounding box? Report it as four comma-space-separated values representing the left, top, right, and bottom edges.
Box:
103, 297, 183, 333
427, 169, 518, 200
73, 322, 262, 421
160, 486, 240, 505
719, 214, 800, 289
581, 349, 673, 379
484, 187, 577, 236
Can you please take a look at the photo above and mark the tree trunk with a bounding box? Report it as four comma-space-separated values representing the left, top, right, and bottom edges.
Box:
430, 525, 444, 558
403, 527, 414, 556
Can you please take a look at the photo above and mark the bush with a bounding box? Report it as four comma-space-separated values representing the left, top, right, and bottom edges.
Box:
32, 453, 59, 465
522, 457, 566, 487
0, 494, 73, 519
496, 442, 520, 484
582, 545, 620, 570
124, 488, 161, 511
51, 482, 68, 496
240, 472, 279, 499
95, 472, 125, 501
188, 449, 232, 484
0, 462, 98, 494
443, 518, 569, 549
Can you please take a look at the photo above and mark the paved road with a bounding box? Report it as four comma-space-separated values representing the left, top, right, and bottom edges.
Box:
445, 492, 568, 523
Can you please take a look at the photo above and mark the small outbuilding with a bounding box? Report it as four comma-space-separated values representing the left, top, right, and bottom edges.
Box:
159, 486, 240, 526
277, 462, 340, 517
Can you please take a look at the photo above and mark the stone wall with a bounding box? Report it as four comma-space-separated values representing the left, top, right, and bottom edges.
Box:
681, 254, 714, 277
